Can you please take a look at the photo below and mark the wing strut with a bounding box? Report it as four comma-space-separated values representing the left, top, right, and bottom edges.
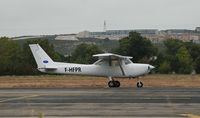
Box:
109, 56, 112, 66
119, 59, 125, 76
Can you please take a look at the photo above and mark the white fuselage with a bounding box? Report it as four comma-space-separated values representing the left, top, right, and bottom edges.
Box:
29, 44, 154, 80
38, 62, 151, 78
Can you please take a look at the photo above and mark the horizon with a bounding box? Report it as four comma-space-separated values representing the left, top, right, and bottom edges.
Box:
8, 27, 199, 38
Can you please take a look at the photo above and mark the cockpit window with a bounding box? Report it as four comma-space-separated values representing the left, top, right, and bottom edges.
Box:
94, 59, 119, 66
94, 59, 109, 66
124, 58, 132, 65
94, 58, 132, 66
111, 60, 120, 66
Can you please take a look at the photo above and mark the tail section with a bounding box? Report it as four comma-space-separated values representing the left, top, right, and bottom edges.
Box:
29, 44, 56, 69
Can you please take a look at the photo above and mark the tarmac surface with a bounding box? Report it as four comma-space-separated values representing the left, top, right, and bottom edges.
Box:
0, 88, 200, 118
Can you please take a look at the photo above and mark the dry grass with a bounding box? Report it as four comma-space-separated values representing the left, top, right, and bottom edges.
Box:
0, 74, 199, 88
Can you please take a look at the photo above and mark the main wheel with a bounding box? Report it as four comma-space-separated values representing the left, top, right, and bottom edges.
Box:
108, 81, 115, 88
114, 81, 120, 88
108, 81, 120, 88
137, 81, 143, 88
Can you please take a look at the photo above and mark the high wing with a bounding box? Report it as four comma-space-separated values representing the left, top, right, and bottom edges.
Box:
93, 53, 132, 60
93, 53, 133, 76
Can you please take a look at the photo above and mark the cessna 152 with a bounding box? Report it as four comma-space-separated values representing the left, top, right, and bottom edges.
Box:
29, 44, 155, 88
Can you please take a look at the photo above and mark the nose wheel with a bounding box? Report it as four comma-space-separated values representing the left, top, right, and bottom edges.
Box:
137, 81, 143, 88
108, 80, 120, 88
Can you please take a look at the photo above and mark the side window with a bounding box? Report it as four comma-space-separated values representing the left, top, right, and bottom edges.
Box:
112, 60, 119, 66
95, 59, 109, 66
95, 59, 119, 66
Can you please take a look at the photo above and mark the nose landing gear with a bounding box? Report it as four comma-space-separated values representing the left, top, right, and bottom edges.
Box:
137, 81, 143, 88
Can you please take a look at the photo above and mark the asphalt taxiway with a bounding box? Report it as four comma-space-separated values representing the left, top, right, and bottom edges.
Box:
0, 88, 200, 117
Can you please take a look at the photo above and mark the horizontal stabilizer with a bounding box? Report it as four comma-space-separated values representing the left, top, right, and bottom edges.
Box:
38, 65, 57, 70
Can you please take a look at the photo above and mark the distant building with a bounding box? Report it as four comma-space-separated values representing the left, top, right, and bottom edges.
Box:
76, 31, 90, 38
196, 27, 200, 32
76, 27, 200, 43
55, 34, 78, 41
77, 29, 159, 40
163, 29, 193, 34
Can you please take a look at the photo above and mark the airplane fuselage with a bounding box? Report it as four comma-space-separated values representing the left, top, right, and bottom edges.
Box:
39, 62, 151, 78
29, 44, 155, 88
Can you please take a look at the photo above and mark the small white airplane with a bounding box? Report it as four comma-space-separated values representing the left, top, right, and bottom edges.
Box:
29, 44, 155, 88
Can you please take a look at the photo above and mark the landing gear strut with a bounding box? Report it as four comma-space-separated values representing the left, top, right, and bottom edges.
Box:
108, 77, 120, 88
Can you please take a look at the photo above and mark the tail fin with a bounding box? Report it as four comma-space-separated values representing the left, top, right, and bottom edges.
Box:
29, 44, 56, 69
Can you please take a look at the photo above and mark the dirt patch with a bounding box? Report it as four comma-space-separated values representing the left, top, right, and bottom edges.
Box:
0, 74, 199, 88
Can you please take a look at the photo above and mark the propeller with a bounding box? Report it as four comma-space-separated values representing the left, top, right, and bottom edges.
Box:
148, 65, 155, 72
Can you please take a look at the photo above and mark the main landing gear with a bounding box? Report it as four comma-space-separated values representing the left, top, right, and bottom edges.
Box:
108, 77, 120, 88
108, 80, 120, 88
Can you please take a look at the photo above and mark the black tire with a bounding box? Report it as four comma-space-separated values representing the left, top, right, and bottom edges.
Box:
137, 81, 143, 88
108, 81, 115, 88
114, 81, 120, 88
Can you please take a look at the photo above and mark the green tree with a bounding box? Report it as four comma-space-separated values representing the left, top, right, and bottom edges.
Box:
185, 42, 200, 59
194, 56, 200, 74
158, 61, 171, 74
164, 39, 184, 55
175, 46, 193, 74
71, 43, 103, 64
159, 39, 190, 74
185, 42, 200, 73
115, 32, 157, 63
0, 37, 24, 75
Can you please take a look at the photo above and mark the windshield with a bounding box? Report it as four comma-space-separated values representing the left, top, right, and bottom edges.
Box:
124, 58, 132, 65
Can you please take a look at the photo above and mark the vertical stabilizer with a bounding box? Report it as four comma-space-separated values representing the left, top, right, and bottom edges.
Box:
29, 44, 55, 69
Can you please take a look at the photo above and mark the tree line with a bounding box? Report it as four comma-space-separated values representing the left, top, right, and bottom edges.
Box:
0, 32, 200, 75
0, 37, 62, 75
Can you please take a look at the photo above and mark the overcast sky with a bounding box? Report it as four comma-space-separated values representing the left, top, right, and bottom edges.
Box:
0, 0, 200, 37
